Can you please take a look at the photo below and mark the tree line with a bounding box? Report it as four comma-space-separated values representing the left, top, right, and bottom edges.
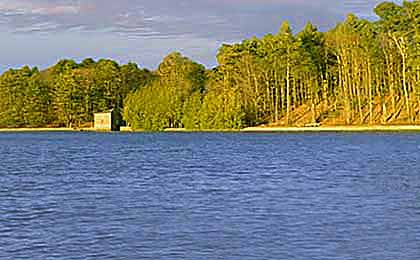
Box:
1, 1, 419, 130
0, 59, 152, 128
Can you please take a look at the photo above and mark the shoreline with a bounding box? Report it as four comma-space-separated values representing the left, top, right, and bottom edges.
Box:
0, 128, 75, 132
2, 125, 420, 133
240, 125, 420, 132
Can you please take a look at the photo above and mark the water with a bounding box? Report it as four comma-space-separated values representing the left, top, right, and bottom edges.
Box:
1, 132, 420, 260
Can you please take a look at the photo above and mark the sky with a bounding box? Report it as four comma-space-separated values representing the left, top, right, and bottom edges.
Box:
0, 0, 403, 71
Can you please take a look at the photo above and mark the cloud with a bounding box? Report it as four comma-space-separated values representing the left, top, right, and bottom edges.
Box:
0, 1, 403, 37
0, 0, 403, 70
0, 0, 81, 15
0, 0, 344, 37
342, 0, 404, 19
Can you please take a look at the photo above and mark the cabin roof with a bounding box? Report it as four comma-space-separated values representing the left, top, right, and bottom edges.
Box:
94, 109, 116, 115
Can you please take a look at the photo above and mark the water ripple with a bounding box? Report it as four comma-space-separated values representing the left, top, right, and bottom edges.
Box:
0, 132, 419, 259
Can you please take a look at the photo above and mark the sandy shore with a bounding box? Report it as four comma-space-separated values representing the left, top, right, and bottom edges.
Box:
2, 125, 420, 133
0, 127, 132, 132
241, 125, 420, 132
162, 128, 240, 132
0, 127, 76, 132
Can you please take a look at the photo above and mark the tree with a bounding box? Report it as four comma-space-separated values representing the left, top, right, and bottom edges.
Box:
123, 52, 207, 130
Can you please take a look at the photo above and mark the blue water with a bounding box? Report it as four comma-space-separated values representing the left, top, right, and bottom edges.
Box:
0, 132, 420, 260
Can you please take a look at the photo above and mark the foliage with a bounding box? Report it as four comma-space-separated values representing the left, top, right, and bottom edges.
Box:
0, 59, 152, 128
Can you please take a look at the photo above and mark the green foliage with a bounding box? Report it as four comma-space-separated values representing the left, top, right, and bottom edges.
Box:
199, 69, 245, 129
123, 52, 207, 130
182, 92, 202, 130
0, 59, 152, 128
0, 67, 51, 127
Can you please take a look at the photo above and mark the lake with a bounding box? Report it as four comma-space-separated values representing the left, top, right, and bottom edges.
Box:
1, 132, 419, 259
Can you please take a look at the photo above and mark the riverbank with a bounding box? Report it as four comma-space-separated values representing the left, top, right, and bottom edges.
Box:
2, 125, 420, 133
0, 128, 75, 132
128, 125, 420, 132
0, 126, 136, 132
162, 128, 239, 132
241, 125, 420, 132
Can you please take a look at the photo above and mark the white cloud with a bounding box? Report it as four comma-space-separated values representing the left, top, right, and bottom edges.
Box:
0, 0, 81, 15
0, 0, 402, 70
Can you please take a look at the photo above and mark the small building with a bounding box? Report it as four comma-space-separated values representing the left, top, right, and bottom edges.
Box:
94, 109, 123, 131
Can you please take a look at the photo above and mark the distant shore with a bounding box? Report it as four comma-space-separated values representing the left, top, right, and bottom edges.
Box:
128, 125, 420, 132
2, 125, 420, 133
240, 125, 420, 132
0, 127, 75, 132
0, 126, 134, 132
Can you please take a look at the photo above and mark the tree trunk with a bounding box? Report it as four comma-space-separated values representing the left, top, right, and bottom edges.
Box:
368, 59, 373, 124
392, 35, 411, 122
286, 60, 291, 125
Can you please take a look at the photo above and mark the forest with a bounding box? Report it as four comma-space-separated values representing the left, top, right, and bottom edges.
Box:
0, 1, 419, 130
